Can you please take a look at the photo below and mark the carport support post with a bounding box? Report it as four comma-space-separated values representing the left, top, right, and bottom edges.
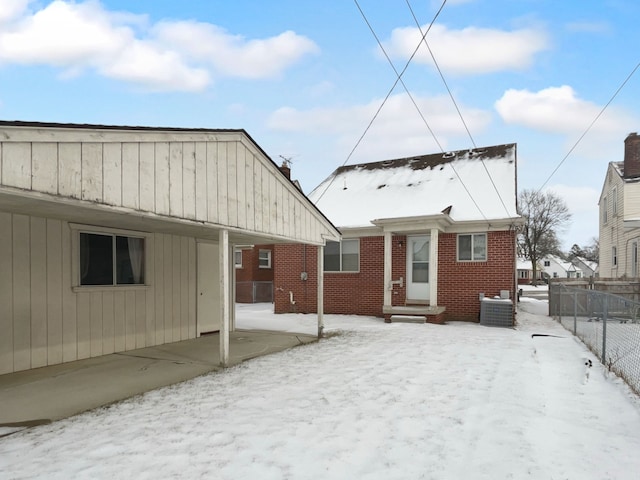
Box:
383, 231, 392, 306
219, 229, 230, 367
317, 244, 324, 338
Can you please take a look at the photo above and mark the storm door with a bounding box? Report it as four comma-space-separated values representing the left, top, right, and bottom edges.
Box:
406, 235, 430, 301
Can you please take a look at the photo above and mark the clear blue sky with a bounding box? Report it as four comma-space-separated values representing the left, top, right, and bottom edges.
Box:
1, 0, 639, 250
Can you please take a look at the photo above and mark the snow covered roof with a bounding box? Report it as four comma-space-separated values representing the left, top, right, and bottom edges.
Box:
309, 144, 519, 228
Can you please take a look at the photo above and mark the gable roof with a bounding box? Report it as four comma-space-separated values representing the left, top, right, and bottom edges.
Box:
309, 143, 519, 228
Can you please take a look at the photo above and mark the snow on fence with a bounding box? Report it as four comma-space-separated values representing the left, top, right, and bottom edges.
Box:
549, 282, 640, 395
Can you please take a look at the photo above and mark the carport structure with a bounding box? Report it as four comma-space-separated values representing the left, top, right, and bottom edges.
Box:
0, 121, 340, 374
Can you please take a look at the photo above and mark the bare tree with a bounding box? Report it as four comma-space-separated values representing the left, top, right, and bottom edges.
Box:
518, 189, 572, 284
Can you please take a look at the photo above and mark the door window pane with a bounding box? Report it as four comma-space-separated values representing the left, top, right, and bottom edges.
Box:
412, 263, 429, 283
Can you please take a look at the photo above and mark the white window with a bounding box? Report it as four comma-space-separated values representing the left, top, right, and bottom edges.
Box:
612, 188, 618, 216
79, 232, 145, 286
543, 260, 550, 267
612, 246, 618, 267
258, 249, 272, 269
602, 196, 608, 224
457, 233, 487, 261
234, 249, 243, 268
324, 239, 359, 272
518, 270, 529, 279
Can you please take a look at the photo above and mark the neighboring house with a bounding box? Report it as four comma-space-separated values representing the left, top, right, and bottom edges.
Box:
274, 144, 523, 323
599, 132, 640, 278
0, 121, 340, 374
571, 256, 598, 279
516, 257, 546, 284
235, 245, 274, 303
541, 255, 579, 279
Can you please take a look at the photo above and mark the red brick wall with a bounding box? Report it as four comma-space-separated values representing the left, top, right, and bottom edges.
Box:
235, 245, 274, 282
437, 230, 517, 322
274, 230, 516, 321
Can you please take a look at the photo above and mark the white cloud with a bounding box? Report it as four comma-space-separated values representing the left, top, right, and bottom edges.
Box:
382, 24, 548, 74
0, 0, 30, 24
153, 21, 319, 79
0, 0, 318, 92
268, 92, 491, 161
495, 85, 639, 161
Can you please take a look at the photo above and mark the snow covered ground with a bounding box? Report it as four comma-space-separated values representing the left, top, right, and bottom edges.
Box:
2, 299, 640, 480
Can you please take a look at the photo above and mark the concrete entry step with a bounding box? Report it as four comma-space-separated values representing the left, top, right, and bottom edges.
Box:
383, 305, 446, 324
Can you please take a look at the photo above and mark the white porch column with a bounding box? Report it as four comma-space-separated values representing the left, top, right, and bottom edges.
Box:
383, 231, 392, 306
429, 228, 439, 305
317, 244, 324, 338
219, 228, 230, 367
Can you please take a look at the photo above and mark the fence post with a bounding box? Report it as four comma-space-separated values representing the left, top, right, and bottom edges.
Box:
573, 290, 577, 335
602, 295, 608, 363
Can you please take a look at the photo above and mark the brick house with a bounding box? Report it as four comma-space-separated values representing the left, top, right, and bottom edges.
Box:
274, 144, 522, 324
235, 245, 274, 303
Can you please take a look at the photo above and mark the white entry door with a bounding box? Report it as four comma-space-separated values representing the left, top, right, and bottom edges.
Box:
197, 242, 221, 335
406, 235, 430, 301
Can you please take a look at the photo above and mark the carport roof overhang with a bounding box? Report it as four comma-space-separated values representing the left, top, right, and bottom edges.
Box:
0, 187, 339, 246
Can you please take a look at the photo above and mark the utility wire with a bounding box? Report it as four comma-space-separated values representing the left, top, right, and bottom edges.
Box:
538, 61, 640, 192
313, 0, 446, 203
406, 0, 512, 220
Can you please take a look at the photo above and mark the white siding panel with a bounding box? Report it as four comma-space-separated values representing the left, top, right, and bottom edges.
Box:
0, 212, 13, 375
253, 158, 263, 232
227, 143, 238, 227
183, 142, 196, 220
244, 154, 255, 231
169, 142, 183, 217
114, 291, 126, 352
122, 143, 140, 210
46, 219, 63, 366
135, 290, 146, 348
61, 221, 77, 362
236, 144, 246, 229
206, 142, 219, 224
154, 233, 165, 345
194, 142, 208, 221
125, 290, 136, 350
81, 143, 103, 202
155, 142, 170, 215
59, 143, 82, 199
2, 142, 31, 190
180, 236, 189, 340
12, 214, 31, 372
172, 235, 181, 340
217, 143, 229, 225
102, 142, 122, 206
102, 291, 115, 355
188, 238, 196, 338
90, 291, 103, 357
145, 234, 156, 346
76, 292, 91, 360
276, 182, 284, 235
32, 143, 58, 194
269, 174, 277, 233
139, 143, 155, 212
261, 164, 270, 232
163, 234, 173, 343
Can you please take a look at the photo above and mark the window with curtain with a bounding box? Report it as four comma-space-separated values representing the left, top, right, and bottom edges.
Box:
80, 232, 145, 286
324, 239, 359, 272
258, 249, 272, 269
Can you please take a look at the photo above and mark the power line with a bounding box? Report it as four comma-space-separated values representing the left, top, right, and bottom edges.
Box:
538, 61, 640, 192
313, 0, 447, 203
406, 0, 512, 220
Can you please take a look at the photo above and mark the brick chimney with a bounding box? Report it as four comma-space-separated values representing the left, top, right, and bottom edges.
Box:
279, 161, 291, 179
624, 132, 640, 179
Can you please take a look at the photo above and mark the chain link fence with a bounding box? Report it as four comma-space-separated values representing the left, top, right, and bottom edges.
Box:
549, 282, 640, 395
236, 281, 274, 304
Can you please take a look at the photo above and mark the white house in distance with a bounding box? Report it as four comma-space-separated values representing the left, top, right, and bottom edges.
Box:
0, 121, 340, 375
541, 255, 579, 279
599, 132, 640, 278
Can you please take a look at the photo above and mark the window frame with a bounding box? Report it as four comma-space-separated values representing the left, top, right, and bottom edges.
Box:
324, 239, 360, 272
258, 249, 272, 269
602, 196, 608, 224
456, 233, 487, 262
234, 249, 243, 269
611, 187, 618, 216
71, 224, 149, 290
612, 246, 618, 268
